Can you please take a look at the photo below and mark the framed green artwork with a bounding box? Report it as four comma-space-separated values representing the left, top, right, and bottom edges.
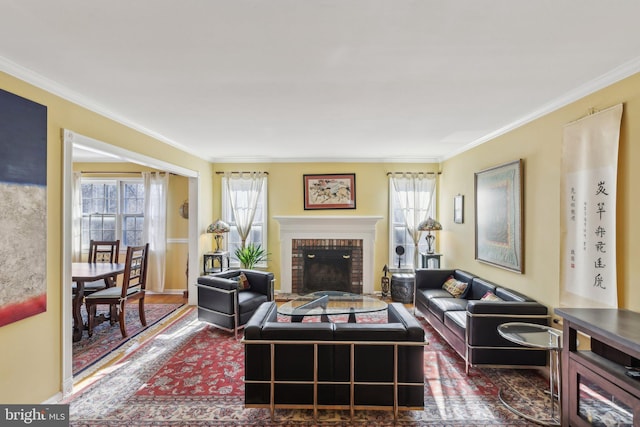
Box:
474, 160, 523, 273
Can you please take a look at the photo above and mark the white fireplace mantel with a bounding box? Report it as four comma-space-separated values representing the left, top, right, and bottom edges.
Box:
274, 216, 383, 294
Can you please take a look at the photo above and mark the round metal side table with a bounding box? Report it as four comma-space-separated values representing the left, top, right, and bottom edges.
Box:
497, 322, 562, 426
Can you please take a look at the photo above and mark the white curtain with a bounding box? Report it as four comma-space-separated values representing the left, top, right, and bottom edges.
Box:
71, 172, 83, 262
224, 172, 266, 248
143, 172, 168, 292
390, 173, 436, 267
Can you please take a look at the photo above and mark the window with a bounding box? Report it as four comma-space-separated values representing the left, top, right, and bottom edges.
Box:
221, 175, 268, 267
389, 178, 435, 269
81, 179, 145, 250
121, 182, 145, 246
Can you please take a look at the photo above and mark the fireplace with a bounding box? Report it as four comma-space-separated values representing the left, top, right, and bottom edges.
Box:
274, 216, 382, 295
292, 240, 363, 294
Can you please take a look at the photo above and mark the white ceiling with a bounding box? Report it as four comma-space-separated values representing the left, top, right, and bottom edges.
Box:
2, 1, 640, 163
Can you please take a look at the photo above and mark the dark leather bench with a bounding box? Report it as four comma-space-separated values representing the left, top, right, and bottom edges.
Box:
243, 301, 426, 420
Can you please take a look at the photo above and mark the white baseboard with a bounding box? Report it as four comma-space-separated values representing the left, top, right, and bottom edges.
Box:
146, 290, 184, 295
42, 391, 64, 404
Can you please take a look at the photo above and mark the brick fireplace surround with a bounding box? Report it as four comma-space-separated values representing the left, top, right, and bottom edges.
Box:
274, 216, 382, 295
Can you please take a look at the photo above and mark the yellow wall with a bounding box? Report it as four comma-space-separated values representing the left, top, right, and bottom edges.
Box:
440, 72, 640, 317
211, 163, 439, 285
0, 71, 213, 404
166, 174, 189, 291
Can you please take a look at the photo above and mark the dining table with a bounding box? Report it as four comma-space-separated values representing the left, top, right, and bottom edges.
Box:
71, 262, 125, 342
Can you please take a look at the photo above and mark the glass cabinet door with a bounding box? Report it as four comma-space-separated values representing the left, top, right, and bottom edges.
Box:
570, 361, 636, 426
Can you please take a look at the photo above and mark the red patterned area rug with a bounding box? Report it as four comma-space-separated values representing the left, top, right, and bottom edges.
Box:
73, 302, 183, 376
67, 308, 555, 426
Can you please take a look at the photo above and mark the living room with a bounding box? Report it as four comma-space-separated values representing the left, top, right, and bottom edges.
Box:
2, 2, 640, 423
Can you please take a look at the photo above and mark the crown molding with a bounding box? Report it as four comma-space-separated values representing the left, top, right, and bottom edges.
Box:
0, 55, 202, 160
444, 55, 640, 161
4, 52, 639, 165
210, 156, 442, 164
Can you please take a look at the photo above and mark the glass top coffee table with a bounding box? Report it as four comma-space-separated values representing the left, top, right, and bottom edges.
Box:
278, 291, 388, 323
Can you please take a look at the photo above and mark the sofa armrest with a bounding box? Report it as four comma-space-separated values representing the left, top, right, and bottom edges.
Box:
466, 301, 549, 347
244, 301, 277, 339
387, 303, 425, 341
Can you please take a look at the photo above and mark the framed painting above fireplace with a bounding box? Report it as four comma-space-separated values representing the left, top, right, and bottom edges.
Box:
303, 173, 356, 210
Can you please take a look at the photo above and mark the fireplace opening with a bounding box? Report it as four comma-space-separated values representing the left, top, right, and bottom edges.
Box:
292, 239, 363, 294
302, 249, 352, 293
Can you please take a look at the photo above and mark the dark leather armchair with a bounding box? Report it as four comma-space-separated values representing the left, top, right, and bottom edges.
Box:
196, 269, 274, 339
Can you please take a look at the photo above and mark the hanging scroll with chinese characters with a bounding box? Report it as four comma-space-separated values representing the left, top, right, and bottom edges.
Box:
560, 104, 622, 308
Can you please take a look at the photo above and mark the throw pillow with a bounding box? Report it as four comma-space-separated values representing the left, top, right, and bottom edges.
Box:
480, 291, 503, 301
231, 272, 251, 291
442, 276, 468, 298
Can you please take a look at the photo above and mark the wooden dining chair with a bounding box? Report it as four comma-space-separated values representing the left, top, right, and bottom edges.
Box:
89, 239, 120, 263
85, 243, 149, 338
73, 239, 121, 301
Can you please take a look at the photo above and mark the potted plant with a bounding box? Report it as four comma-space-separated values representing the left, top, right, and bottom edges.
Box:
235, 243, 269, 269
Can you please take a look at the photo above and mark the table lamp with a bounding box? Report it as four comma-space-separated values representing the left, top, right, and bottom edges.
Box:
207, 219, 230, 252
418, 217, 442, 254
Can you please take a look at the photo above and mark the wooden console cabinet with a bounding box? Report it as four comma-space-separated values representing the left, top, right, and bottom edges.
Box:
555, 308, 640, 426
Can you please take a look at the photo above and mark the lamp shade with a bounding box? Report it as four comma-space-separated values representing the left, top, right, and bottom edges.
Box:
207, 219, 230, 234
418, 217, 442, 231
207, 219, 230, 252
418, 217, 442, 255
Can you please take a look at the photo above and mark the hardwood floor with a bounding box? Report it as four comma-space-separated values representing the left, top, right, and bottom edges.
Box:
146, 293, 187, 304
72, 292, 188, 388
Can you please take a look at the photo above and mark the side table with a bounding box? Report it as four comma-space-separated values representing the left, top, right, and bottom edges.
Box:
390, 273, 415, 304
203, 251, 230, 274
421, 253, 442, 269
497, 322, 562, 426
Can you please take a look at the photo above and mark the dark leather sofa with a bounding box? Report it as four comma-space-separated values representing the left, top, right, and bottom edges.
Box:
196, 269, 274, 339
243, 301, 425, 416
414, 268, 549, 372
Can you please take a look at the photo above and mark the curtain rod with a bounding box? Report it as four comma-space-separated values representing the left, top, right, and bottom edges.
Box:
215, 171, 269, 175
386, 171, 441, 175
